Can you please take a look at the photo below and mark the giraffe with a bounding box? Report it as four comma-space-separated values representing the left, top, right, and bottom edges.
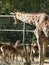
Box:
11, 11, 49, 65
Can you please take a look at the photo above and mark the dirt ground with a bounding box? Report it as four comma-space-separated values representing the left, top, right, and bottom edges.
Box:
31, 57, 49, 65
0, 57, 49, 65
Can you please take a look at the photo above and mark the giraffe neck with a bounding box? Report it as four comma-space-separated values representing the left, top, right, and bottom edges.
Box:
15, 12, 47, 27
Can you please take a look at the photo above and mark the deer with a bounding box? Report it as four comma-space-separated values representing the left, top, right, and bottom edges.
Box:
0, 42, 19, 63
14, 40, 26, 63
31, 40, 49, 62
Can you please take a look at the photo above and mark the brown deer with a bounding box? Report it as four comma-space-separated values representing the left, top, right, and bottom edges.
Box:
14, 40, 26, 62
31, 40, 49, 62
0, 42, 19, 63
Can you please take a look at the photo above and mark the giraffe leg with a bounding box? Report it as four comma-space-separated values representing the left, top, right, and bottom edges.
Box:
39, 45, 44, 65
41, 44, 45, 65
37, 38, 44, 65
34, 30, 44, 65
36, 38, 43, 65
34, 31, 40, 64
42, 42, 47, 64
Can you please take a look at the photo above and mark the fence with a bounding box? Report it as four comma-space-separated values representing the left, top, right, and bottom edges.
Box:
0, 15, 35, 50
0, 15, 49, 65
0, 15, 35, 65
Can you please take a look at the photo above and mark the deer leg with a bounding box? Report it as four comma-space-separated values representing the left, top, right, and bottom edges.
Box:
32, 51, 34, 61
27, 53, 31, 65
30, 48, 34, 62
14, 54, 18, 62
0, 54, 2, 62
22, 51, 24, 63
12, 54, 14, 62
21, 54, 23, 62
2, 52, 5, 62
9, 53, 11, 62
11, 54, 14, 63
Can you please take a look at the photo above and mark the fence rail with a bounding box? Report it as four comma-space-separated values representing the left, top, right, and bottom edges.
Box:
0, 15, 34, 49
0, 15, 34, 32
0, 15, 14, 17
0, 29, 34, 32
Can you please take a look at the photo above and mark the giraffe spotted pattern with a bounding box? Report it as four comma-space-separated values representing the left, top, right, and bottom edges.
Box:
12, 11, 49, 65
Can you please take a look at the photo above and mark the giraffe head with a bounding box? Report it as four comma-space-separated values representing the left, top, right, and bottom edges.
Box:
42, 16, 49, 37
13, 11, 25, 26
10, 12, 19, 26
14, 12, 20, 26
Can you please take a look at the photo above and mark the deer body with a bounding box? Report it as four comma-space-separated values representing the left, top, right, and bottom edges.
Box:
0, 43, 19, 63
14, 41, 26, 63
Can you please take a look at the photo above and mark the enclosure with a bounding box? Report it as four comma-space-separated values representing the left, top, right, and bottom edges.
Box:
0, 15, 49, 65
0, 0, 49, 65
